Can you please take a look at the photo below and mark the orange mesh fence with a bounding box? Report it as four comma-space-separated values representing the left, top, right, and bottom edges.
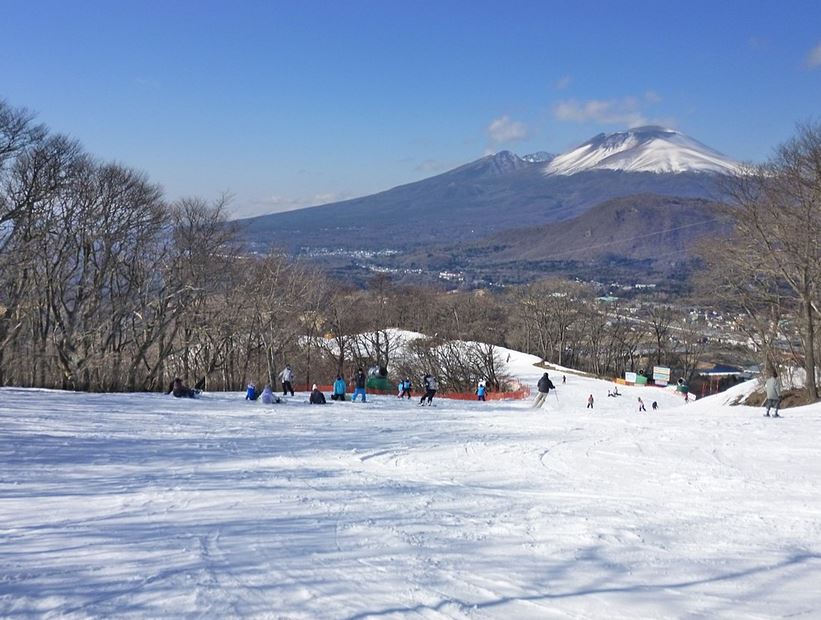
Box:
295, 383, 532, 400
441, 385, 532, 401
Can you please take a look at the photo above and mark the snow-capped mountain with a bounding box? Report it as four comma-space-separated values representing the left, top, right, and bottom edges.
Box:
521, 151, 555, 164
240, 125, 737, 283
544, 126, 740, 175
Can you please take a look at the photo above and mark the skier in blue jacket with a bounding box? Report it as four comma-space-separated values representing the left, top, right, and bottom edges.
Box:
332, 376, 347, 401
245, 383, 258, 401
476, 380, 487, 401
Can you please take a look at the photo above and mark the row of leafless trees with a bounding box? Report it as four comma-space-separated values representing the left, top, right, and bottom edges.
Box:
0, 100, 511, 391
697, 123, 821, 403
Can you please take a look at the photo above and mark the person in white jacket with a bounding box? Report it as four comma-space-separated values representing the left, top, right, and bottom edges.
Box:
279, 365, 295, 396
764, 370, 782, 417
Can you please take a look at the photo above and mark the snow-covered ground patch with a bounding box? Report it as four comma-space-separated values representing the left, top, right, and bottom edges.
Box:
2, 349, 820, 618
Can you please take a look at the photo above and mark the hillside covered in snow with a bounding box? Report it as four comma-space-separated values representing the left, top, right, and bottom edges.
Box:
2, 343, 819, 618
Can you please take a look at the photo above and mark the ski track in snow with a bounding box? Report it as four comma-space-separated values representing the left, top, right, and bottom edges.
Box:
2, 355, 821, 618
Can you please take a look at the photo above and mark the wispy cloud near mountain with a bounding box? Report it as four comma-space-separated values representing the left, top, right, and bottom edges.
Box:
807, 42, 821, 69
553, 93, 669, 128
487, 115, 528, 144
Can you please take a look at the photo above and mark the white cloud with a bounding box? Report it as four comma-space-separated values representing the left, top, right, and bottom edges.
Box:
487, 115, 529, 144
553, 94, 669, 128
555, 75, 572, 91
807, 42, 821, 68
644, 90, 662, 104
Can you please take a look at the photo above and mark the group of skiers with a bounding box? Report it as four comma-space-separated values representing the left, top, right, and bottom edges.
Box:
239, 365, 466, 406
532, 371, 664, 413
176, 362, 787, 419
532, 370, 781, 416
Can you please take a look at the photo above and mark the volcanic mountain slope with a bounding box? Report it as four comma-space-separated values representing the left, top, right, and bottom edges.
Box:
238, 127, 736, 255
481, 194, 730, 263
397, 194, 732, 286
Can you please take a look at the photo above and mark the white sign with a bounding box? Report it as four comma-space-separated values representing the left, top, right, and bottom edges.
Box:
653, 366, 671, 386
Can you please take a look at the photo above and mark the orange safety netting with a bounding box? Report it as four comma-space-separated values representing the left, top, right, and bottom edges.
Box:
295, 383, 532, 401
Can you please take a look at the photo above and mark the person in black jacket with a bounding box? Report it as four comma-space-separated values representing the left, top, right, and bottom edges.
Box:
532, 372, 555, 408
351, 368, 367, 402
167, 377, 197, 398
419, 374, 439, 406
309, 384, 327, 404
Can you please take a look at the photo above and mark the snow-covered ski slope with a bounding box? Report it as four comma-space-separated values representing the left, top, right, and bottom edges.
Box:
2, 345, 820, 618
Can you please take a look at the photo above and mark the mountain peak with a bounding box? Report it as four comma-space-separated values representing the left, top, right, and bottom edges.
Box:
544, 127, 740, 175
522, 151, 555, 164
450, 149, 528, 178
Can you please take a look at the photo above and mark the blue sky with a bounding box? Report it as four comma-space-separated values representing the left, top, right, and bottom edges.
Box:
2, 0, 820, 218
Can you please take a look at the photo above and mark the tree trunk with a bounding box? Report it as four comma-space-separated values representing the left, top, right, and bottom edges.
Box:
803, 298, 819, 402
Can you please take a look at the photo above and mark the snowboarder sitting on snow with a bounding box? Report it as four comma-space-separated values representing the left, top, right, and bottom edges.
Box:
332, 375, 347, 401
419, 374, 438, 405
245, 382, 259, 401
532, 372, 555, 408
260, 384, 281, 404
652, 401, 658, 411
309, 384, 327, 404
167, 377, 197, 398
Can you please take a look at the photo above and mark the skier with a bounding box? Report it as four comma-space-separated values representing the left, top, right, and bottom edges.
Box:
332, 375, 347, 401
278, 365, 295, 397
764, 370, 782, 417
309, 384, 327, 404
245, 382, 259, 401
351, 368, 367, 402
476, 380, 487, 401
532, 372, 555, 408
398, 378, 412, 399
587, 394, 594, 409
638, 397, 646, 412
420, 374, 438, 406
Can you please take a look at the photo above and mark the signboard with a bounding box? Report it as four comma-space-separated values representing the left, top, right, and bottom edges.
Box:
625, 372, 637, 384
653, 366, 671, 387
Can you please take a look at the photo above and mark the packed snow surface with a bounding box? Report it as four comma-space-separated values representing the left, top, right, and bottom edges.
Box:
2, 348, 820, 618
544, 126, 741, 175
